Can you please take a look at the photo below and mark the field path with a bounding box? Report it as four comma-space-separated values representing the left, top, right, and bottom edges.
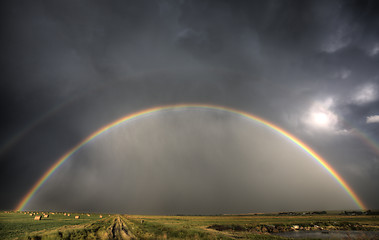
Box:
200, 226, 242, 239
107, 215, 135, 239
19, 214, 137, 240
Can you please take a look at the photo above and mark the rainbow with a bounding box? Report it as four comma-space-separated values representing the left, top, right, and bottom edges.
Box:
15, 104, 367, 211
351, 129, 379, 156
0, 87, 93, 157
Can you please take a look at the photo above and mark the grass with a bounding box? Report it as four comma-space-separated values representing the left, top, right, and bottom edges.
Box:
0, 211, 378, 239
122, 215, 229, 239
0, 211, 108, 240
123, 214, 379, 239
26, 217, 113, 240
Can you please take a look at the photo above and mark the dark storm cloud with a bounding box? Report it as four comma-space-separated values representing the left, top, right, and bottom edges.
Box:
1, 0, 379, 212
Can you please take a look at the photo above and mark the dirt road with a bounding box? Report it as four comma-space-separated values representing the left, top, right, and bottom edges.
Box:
107, 215, 135, 239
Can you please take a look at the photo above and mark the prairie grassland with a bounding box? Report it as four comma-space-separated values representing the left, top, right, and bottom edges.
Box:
0, 211, 108, 240
122, 215, 285, 239
125, 214, 379, 239
1, 211, 378, 239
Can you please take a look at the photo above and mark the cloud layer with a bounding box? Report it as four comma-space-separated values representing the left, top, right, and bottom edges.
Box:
1, 0, 378, 212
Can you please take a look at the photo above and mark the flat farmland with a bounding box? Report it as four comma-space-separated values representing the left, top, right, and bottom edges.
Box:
1, 211, 378, 239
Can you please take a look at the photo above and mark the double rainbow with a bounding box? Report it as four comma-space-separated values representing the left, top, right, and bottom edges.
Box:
15, 104, 367, 211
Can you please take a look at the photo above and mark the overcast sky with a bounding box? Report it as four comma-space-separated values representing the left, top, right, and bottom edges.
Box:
1, 0, 378, 214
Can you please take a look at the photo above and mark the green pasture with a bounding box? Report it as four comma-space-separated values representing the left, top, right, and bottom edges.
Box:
125, 214, 379, 239
130, 213, 379, 226
0, 211, 108, 240
0, 211, 378, 239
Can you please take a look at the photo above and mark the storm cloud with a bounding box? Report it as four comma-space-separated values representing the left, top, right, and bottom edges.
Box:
1, 0, 378, 213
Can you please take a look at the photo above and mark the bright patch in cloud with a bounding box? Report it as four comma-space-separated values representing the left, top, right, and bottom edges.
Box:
302, 98, 339, 132
322, 25, 351, 53
352, 83, 378, 105
369, 43, 379, 56
340, 69, 351, 79
366, 115, 379, 124
333, 68, 351, 80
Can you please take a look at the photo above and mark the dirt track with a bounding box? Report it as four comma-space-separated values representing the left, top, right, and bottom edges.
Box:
107, 216, 135, 240
23, 215, 136, 240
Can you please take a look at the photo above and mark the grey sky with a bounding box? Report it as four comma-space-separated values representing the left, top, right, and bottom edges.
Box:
1, 0, 378, 213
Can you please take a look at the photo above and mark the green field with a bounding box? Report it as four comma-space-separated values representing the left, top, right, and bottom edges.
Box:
0, 211, 378, 239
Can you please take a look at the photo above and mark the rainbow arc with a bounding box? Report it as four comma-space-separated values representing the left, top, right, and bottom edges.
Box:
15, 104, 367, 211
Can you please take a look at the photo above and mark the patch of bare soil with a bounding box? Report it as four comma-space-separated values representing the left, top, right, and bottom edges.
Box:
107, 216, 135, 240
201, 226, 245, 239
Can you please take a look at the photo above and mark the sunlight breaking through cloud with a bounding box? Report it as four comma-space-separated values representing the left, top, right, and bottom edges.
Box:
367, 115, 379, 124
301, 98, 339, 133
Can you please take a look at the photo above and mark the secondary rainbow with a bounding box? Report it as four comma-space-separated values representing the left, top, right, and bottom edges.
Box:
350, 129, 379, 156
15, 103, 367, 211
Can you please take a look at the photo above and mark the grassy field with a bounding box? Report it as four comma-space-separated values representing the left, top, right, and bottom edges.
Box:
0, 211, 109, 240
0, 211, 378, 239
